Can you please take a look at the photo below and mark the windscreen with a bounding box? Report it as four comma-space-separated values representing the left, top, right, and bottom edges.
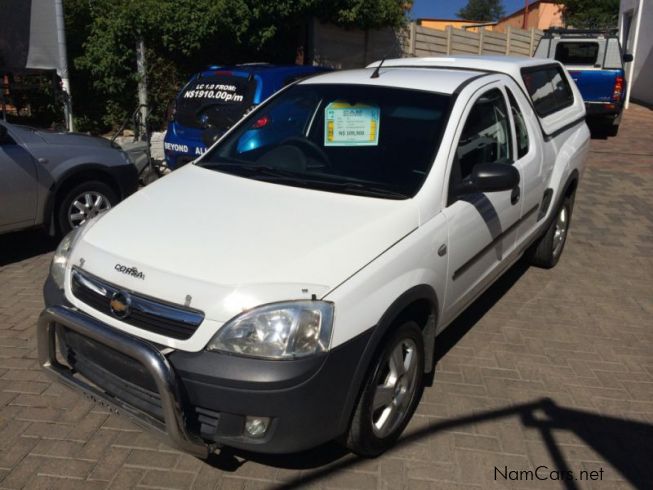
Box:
198, 84, 451, 199
174, 73, 257, 130
555, 42, 599, 65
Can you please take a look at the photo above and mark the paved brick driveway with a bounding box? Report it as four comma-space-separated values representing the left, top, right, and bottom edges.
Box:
0, 106, 652, 489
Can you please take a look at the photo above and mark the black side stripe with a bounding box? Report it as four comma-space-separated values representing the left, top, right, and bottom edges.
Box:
453, 204, 539, 281
543, 115, 586, 141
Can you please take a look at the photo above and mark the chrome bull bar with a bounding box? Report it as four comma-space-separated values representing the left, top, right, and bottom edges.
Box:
37, 305, 215, 458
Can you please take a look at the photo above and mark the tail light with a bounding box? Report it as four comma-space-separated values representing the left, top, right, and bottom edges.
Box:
251, 115, 269, 129
167, 99, 177, 122
612, 76, 624, 102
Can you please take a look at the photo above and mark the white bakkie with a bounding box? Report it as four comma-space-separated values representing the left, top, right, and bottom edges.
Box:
39, 56, 589, 458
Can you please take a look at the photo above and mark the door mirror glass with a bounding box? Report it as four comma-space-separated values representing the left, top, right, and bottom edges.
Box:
455, 163, 520, 196
623, 53, 634, 63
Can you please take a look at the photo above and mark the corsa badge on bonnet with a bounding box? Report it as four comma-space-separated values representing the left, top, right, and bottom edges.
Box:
114, 264, 145, 280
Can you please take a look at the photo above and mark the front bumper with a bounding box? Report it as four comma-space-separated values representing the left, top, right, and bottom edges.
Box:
38, 305, 211, 456
37, 303, 371, 455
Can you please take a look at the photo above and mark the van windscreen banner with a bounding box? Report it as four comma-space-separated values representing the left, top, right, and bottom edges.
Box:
181, 79, 248, 104
176, 75, 256, 131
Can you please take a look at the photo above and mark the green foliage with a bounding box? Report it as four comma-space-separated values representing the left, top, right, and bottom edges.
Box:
64, 0, 408, 133
456, 0, 505, 22
317, 0, 410, 29
560, 0, 619, 29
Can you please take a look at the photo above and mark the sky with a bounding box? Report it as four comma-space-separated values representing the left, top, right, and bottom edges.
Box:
410, 0, 529, 20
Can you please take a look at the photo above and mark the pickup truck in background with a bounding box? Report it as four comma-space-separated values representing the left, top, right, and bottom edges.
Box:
534, 28, 633, 136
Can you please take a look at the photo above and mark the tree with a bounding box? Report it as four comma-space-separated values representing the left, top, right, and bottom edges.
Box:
456, 0, 505, 22
63, 0, 409, 132
559, 0, 619, 29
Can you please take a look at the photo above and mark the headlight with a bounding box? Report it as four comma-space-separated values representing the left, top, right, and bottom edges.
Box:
206, 301, 334, 360
50, 227, 84, 289
120, 150, 133, 165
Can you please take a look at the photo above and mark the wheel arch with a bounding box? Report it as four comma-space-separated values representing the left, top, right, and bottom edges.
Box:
563, 169, 579, 199
336, 284, 439, 435
549, 168, 579, 225
44, 164, 122, 234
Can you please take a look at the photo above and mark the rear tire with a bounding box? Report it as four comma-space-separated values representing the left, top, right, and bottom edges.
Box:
346, 321, 424, 457
527, 193, 574, 269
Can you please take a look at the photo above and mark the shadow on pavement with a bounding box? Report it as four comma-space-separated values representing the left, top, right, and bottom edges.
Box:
272, 398, 653, 490
0, 229, 57, 267
433, 257, 530, 366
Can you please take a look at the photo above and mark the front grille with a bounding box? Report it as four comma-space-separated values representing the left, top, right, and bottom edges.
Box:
71, 267, 204, 340
59, 327, 164, 420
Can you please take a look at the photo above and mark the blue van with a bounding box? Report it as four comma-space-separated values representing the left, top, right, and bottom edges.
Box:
164, 64, 329, 169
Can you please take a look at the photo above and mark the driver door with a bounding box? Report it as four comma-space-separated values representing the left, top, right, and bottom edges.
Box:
0, 124, 38, 232
440, 85, 523, 325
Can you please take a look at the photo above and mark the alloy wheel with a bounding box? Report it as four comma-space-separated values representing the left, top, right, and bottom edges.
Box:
68, 191, 111, 228
371, 338, 420, 438
552, 204, 569, 258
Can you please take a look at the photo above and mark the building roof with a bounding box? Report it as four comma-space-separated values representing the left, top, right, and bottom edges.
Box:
416, 18, 488, 24
500, 0, 560, 20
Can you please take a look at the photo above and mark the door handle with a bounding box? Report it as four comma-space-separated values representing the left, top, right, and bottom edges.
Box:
511, 186, 520, 205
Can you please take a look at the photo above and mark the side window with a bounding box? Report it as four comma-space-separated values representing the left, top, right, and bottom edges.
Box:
506, 88, 529, 159
456, 88, 512, 180
521, 66, 574, 117
550, 67, 574, 108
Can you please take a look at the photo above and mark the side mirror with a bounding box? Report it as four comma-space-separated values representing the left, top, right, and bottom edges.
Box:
623, 53, 633, 63
0, 124, 9, 144
455, 163, 520, 196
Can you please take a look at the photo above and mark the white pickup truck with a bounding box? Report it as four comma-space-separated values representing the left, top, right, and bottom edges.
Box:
38, 56, 589, 458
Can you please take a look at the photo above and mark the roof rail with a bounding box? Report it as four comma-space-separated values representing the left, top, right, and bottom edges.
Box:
543, 27, 618, 38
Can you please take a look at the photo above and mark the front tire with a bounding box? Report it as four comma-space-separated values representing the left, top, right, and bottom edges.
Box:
528, 193, 574, 269
346, 321, 424, 457
57, 181, 118, 235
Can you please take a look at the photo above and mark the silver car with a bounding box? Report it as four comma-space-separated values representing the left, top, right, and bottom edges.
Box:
0, 121, 138, 235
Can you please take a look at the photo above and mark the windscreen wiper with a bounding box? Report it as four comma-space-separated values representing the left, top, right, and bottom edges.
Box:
200, 162, 409, 199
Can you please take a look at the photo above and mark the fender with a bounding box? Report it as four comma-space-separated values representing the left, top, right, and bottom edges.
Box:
544, 121, 589, 208
523, 170, 579, 256
42, 163, 137, 232
335, 284, 439, 435
540, 169, 579, 228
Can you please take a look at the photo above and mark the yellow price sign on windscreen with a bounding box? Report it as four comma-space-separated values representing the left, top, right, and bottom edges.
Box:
324, 102, 380, 147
